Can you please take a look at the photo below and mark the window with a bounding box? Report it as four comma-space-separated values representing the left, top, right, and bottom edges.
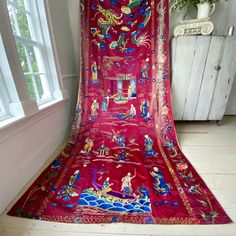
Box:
0, 0, 66, 127
0, 33, 25, 126
6, 0, 58, 105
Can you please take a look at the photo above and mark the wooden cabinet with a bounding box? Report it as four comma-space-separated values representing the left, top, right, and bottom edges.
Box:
171, 36, 236, 122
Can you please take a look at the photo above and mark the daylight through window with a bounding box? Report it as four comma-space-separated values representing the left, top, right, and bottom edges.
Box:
7, 0, 53, 105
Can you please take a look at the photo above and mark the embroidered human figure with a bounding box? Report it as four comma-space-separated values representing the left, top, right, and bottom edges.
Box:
66, 170, 81, 197
130, 104, 136, 118
91, 61, 99, 83
81, 137, 94, 154
111, 129, 125, 147
99, 177, 114, 195
150, 167, 171, 196
140, 58, 150, 82
128, 84, 135, 99
140, 99, 149, 117
121, 170, 136, 197
99, 141, 108, 156
118, 104, 136, 120
101, 97, 108, 111
91, 99, 99, 116
57, 170, 81, 200
68, 170, 80, 186
116, 150, 128, 161
144, 135, 153, 152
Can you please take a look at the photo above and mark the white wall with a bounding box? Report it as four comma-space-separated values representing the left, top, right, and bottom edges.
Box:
0, 0, 79, 214
170, 0, 236, 115
67, 0, 81, 72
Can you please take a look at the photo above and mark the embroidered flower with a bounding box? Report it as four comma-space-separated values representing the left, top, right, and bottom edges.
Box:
161, 105, 169, 115
176, 162, 188, 171
189, 185, 200, 193
165, 124, 172, 131
121, 6, 131, 14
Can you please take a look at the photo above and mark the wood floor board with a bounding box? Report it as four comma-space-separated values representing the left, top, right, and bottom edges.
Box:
177, 133, 236, 146
201, 174, 236, 189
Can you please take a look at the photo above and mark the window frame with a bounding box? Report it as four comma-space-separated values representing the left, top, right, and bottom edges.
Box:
6, 0, 57, 105
0, 0, 68, 128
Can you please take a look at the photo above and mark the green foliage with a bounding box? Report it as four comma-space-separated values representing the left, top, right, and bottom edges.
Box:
170, 0, 218, 11
8, 0, 44, 101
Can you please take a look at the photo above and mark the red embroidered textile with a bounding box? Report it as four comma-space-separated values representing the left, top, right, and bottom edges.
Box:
8, 0, 232, 224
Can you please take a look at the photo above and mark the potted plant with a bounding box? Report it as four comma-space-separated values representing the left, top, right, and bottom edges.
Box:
170, 0, 218, 19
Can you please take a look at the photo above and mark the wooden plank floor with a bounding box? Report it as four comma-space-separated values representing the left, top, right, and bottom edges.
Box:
0, 116, 236, 236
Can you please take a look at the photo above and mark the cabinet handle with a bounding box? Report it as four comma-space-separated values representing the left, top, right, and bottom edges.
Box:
215, 65, 221, 71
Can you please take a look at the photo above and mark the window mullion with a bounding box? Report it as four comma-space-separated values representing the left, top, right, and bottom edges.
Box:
14, 35, 39, 47
24, 72, 46, 76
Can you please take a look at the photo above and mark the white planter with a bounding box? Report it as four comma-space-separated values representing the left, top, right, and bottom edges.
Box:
197, 2, 215, 19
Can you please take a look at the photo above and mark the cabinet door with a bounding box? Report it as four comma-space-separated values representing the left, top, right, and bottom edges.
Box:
182, 36, 211, 120
171, 36, 235, 121
194, 37, 225, 120
209, 37, 236, 120
171, 36, 196, 120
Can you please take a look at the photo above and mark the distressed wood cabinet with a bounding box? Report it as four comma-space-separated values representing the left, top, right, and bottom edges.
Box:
171, 36, 236, 123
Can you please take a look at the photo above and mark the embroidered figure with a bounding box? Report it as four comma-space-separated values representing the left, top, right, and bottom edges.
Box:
115, 150, 128, 161
151, 167, 171, 196
118, 104, 136, 120
81, 137, 94, 154
68, 170, 80, 186
56, 170, 81, 201
144, 135, 153, 151
144, 135, 157, 158
91, 61, 99, 83
140, 58, 150, 82
98, 142, 110, 156
121, 170, 136, 197
140, 99, 149, 117
128, 84, 135, 99
101, 97, 109, 111
66, 170, 81, 197
91, 99, 99, 117
139, 186, 149, 201
111, 129, 126, 147
130, 104, 136, 117
99, 177, 114, 195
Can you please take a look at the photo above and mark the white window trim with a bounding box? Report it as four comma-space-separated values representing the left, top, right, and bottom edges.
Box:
0, 34, 25, 120
0, 0, 69, 128
7, 0, 61, 105
34, 0, 69, 104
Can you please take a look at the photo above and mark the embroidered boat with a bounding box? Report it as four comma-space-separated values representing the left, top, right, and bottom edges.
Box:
112, 93, 128, 104
92, 170, 135, 200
